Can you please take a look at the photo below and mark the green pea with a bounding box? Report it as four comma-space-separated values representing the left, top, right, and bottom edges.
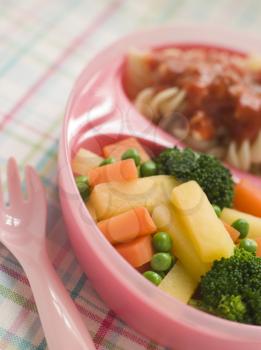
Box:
75, 175, 88, 184
99, 157, 116, 166
77, 184, 90, 201
232, 219, 249, 239
143, 271, 162, 286
212, 204, 221, 218
75, 176, 90, 201
140, 161, 158, 177
152, 232, 173, 252
150, 252, 173, 272
239, 239, 257, 254
158, 271, 166, 278
121, 148, 141, 166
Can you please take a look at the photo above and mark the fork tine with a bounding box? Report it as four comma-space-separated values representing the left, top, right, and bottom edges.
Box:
25, 165, 45, 202
7, 158, 23, 206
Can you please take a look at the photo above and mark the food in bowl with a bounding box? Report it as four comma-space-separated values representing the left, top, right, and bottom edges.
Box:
123, 48, 261, 174
72, 136, 261, 326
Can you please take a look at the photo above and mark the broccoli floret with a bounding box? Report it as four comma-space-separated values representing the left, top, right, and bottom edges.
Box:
154, 147, 234, 208
190, 295, 248, 323
216, 295, 248, 323
245, 290, 261, 325
193, 248, 261, 325
156, 147, 198, 179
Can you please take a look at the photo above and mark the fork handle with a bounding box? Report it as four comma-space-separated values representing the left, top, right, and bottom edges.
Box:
21, 248, 96, 350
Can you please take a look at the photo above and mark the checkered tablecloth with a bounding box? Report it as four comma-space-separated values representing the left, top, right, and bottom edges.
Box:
0, 1, 261, 349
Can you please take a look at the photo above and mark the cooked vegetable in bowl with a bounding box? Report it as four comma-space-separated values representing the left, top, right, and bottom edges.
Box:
72, 136, 261, 326
123, 47, 261, 175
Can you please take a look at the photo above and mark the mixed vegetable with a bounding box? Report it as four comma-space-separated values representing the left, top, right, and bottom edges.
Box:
72, 137, 261, 326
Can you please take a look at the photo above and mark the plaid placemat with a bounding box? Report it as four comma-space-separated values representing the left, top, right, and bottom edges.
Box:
0, 1, 261, 349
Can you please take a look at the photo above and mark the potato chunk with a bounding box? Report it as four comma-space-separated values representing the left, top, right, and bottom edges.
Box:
159, 260, 198, 303
171, 181, 234, 263
88, 175, 178, 220
72, 148, 103, 176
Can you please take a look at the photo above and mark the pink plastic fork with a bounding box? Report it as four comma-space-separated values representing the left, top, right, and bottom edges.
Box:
0, 158, 96, 350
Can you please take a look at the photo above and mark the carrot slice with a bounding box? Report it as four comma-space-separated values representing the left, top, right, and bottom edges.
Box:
222, 221, 240, 243
115, 235, 153, 267
88, 159, 138, 187
234, 179, 261, 217
98, 207, 156, 244
255, 237, 261, 257
103, 137, 150, 161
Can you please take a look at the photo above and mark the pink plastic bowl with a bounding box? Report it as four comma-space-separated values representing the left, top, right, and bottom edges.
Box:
59, 25, 261, 350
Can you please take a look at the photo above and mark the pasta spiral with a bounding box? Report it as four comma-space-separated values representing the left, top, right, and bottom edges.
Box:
134, 86, 186, 123
226, 132, 261, 171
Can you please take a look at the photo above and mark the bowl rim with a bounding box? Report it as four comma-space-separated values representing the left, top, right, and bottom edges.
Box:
60, 24, 261, 342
